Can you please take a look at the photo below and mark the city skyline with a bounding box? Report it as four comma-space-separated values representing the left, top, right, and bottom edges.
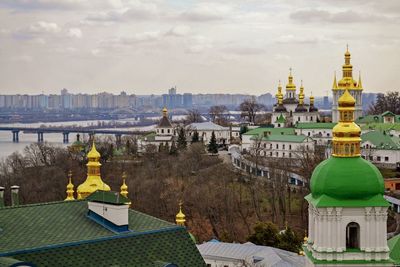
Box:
0, 1, 399, 96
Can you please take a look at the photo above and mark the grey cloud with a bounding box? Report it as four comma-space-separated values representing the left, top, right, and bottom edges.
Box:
290, 8, 394, 24
0, 0, 85, 11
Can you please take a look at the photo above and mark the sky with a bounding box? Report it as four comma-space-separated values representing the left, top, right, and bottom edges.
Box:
0, 0, 399, 96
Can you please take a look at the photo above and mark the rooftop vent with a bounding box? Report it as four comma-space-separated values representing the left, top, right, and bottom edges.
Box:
86, 190, 130, 233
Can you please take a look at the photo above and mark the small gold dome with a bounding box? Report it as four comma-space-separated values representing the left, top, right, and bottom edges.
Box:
176, 203, 186, 226
338, 89, 355, 107
87, 142, 101, 159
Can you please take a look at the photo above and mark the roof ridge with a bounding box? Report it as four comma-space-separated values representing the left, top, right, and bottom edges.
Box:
0, 200, 85, 210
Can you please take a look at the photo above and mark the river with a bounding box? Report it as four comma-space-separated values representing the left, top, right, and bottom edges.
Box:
0, 119, 157, 160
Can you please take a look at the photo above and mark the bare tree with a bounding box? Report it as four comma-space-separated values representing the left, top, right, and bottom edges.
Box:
185, 109, 203, 124
209, 105, 228, 125
239, 98, 265, 124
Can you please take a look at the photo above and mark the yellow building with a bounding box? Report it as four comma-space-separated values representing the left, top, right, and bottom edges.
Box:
77, 141, 111, 199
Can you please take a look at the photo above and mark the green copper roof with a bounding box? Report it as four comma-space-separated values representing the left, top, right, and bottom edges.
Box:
275, 114, 286, 123
362, 122, 400, 131
295, 122, 336, 129
86, 190, 130, 205
388, 234, 400, 264
306, 157, 389, 207
361, 131, 400, 150
243, 127, 295, 136
260, 134, 310, 143
0, 201, 205, 266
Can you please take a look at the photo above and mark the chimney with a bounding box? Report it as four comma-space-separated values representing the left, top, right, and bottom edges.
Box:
11, 185, 20, 206
0, 186, 4, 207
86, 190, 130, 233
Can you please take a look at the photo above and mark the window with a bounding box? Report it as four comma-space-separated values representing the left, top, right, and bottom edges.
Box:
283, 144, 285, 149
369, 156, 373, 160
206, 264, 211, 267
167, 129, 170, 133
327, 133, 330, 137
276, 144, 279, 149
276, 152, 278, 157
270, 144, 272, 149
308, 132, 310, 136
161, 129, 164, 134
270, 152, 272, 156
385, 156, 389, 162
289, 153, 292, 158
377, 156, 381, 162
283, 152, 285, 157
346, 222, 360, 249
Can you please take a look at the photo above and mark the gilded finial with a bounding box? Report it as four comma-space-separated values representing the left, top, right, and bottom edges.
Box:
65, 170, 75, 201
162, 106, 168, 117
120, 172, 128, 198
332, 71, 338, 89
176, 201, 186, 227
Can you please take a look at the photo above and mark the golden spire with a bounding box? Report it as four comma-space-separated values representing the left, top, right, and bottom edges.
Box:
77, 138, 111, 199
358, 71, 363, 89
332, 71, 338, 89
310, 92, 314, 105
337, 46, 359, 90
176, 201, 186, 227
276, 80, 283, 104
65, 170, 75, 201
332, 89, 361, 157
299, 80, 305, 105
120, 172, 128, 198
278, 93, 283, 105
286, 68, 296, 91
162, 107, 168, 117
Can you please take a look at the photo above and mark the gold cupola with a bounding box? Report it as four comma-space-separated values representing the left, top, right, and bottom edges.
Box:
120, 172, 128, 198
332, 89, 361, 157
299, 80, 305, 105
336, 46, 359, 90
286, 68, 296, 92
175, 202, 186, 227
162, 106, 168, 117
65, 170, 75, 201
77, 140, 111, 199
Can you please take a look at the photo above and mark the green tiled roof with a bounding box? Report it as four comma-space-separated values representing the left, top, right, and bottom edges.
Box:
260, 134, 310, 143
144, 132, 157, 141
0, 201, 205, 266
357, 112, 400, 124
243, 127, 295, 137
361, 122, 400, 131
361, 131, 400, 150
86, 190, 130, 205
0, 257, 25, 267
388, 234, 400, 264
295, 122, 336, 129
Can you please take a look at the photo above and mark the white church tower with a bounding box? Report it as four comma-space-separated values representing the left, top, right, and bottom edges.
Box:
331, 46, 363, 122
304, 89, 391, 266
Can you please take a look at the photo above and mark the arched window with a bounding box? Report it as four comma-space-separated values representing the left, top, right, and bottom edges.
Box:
346, 222, 360, 249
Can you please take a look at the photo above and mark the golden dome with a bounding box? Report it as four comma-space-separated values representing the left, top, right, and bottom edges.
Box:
332, 89, 361, 157
286, 68, 296, 91
120, 172, 128, 198
176, 203, 186, 226
162, 107, 168, 117
338, 89, 356, 107
65, 171, 75, 201
77, 139, 110, 199
87, 141, 101, 159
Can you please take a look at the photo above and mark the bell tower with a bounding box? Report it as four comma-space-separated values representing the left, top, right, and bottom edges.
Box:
305, 89, 390, 266
332, 46, 363, 122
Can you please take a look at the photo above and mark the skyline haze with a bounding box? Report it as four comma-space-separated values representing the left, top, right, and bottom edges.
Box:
0, 0, 399, 96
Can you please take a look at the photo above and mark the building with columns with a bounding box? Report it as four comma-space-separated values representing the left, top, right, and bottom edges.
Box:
331, 47, 363, 123
304, 89, 392, 266
272, 70, 319, 128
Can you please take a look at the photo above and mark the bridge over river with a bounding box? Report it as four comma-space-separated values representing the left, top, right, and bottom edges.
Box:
0, 127, 152, 144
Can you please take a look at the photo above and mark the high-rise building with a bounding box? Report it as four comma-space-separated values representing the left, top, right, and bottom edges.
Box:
331, 47, 363, 122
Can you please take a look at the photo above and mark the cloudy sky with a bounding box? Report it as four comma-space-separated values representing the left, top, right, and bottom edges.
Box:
0, 0, 399, 96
